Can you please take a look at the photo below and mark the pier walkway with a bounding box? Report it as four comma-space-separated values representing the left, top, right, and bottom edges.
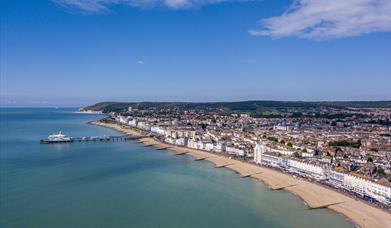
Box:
40, 135, 141, 144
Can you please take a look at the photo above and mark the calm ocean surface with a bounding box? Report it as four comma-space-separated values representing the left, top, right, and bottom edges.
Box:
0, 108, 353, 228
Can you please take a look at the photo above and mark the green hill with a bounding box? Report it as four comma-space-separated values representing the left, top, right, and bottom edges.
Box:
82, 100, 391, 116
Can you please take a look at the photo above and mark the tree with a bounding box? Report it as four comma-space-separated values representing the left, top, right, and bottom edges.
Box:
329, 139, 361, 148
377, 167, 385, 175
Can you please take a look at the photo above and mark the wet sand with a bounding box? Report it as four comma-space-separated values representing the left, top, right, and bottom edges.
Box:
90, 121, 391, 228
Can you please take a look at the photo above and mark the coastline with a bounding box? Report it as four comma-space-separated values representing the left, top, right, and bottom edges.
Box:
89, 120, 391, 228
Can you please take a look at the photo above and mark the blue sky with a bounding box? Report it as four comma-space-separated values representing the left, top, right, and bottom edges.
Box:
1, 0, 390, 106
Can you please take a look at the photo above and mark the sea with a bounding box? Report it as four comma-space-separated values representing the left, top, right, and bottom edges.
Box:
0, 108, 353, 228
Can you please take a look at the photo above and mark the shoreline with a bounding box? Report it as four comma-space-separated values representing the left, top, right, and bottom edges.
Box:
89, 120, 391, 228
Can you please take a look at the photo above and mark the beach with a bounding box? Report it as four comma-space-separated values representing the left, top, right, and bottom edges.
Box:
90, 121, 391, 228
89, 121, 144, 137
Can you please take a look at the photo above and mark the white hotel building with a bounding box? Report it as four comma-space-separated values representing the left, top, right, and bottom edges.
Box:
150, 126, 167, 136
287, 159, 325, 180
255, 142, 325, 179
342, 174, 391, 204
254, 143, 267, 164
254, 143, 282, 168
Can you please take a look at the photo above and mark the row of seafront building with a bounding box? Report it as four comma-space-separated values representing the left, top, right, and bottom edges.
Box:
115, 114, 391, 207
122, 115, 247, 156
254, 143, 391, 205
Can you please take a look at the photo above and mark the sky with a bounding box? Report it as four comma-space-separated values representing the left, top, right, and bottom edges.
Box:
1, 0, 391, 107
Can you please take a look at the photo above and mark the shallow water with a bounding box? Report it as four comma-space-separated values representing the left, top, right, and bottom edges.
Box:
0, 108, 353, 228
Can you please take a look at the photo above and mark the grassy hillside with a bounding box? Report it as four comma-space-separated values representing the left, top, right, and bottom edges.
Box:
82, 100, 391, 115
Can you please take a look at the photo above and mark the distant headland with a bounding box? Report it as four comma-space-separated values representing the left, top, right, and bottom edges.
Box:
82, 100, 391, 117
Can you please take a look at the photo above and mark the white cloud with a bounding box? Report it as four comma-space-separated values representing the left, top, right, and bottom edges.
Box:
54, 0, 242, 12
55, 0, 391, 40
249, 0, 391, 40
137, 60, 144, 64
54, 0, 112, 12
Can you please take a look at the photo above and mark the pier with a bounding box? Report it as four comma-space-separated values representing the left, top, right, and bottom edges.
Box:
40, 135, 140, 144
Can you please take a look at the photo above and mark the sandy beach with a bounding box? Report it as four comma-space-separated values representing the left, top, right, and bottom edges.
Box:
90, 121, 391, 228
88, 121, 144, 137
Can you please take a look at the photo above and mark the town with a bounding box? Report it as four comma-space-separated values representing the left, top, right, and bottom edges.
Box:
82, 102, 391, 209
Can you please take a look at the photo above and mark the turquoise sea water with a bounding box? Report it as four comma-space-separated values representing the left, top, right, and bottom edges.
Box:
0, 108, 353, 228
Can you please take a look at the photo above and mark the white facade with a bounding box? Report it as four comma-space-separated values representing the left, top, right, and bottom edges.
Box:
288, 160, 325, 180
271, 148, 295, 156
128, 119, 137, 127
187, 139, 197, 149
164, 137, 185, 146
137, 121, 151, 131
118, 115, 129, 124
301, 152, 314, 157
204, 142, 214, 152
174, 138, 185, 146
254, 143, 267, 164
164, 137, 175, 144
328, 171, 345, 187
343, 174, 391, 204
196, 141, 205, 150
187, 140, 205, 150
261, 154, 282, 167
237, 149, 245, 156
150, 126, 166, 136
273, 125, 291, 131
226, 146, 245, 156
213, 143, 223, 153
